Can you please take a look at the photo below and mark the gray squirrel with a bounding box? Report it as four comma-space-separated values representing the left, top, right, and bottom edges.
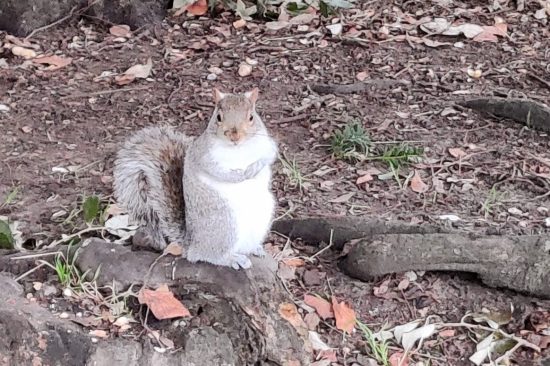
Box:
113, 88, 278, 269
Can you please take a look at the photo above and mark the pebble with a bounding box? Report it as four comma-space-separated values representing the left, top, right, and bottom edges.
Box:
545, 217, 550, 227
208, 66, 223, 75
222, 60, 233, 67
0, 104, 10, 112
206, 73, 217, 81
63, 288, 73, 298
238, 63, 252, 77
59, 312, 69, 319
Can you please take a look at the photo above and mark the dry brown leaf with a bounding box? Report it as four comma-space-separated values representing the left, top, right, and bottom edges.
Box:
89, 329, 109, 338
439, 329, 456, 338
319, 349, 337, 361
186, 0, 208, 15
331, 297, 356, 333
109, 24, 131, 38
410, 170, 428, 193
115, 58, 152, 85
304, 312, 320, 330
356, 71, 368, 81
278, 302, 307, 332
233, 19, 247, 29
389, 352, 409, 366
138, 284, 191, 320
164, 242, 183, 256
304, 294, 334, 320
448, 147, 467, 158
473, 23, 507, 42
282, 258, 305, 267
356, 173, 373, 185
33, 55, 72, 70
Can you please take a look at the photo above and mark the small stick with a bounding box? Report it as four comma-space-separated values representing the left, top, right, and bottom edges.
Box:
25, 0, 100, 41
14, 262, 48, 282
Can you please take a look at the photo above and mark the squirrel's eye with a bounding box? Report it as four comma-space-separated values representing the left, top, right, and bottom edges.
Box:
217, 114, 222, 123
249, 115, 254, 122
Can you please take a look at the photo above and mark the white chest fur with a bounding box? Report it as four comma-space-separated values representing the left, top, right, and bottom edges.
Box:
200, 136, 276, 254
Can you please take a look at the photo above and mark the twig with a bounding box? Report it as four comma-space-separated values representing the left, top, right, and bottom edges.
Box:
25, 0, 100, 41
10, 251, 61, 260
14, 262, 48, 282
61, 86, 151, 99
435, 322, 541, 353
270, 113, 309, 125
307, 229, 334, 261
45, 226, 105, 248
527, 73, 550, 91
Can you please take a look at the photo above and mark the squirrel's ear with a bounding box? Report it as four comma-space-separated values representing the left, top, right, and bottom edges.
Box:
244, 88, 259, 104
213, 88, 226, 104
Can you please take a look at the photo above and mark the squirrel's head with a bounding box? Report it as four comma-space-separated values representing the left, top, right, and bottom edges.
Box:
210, 88, 261, 146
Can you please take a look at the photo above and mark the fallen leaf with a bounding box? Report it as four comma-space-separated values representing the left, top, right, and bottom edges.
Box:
109, 25, 131, 38
282, 258, 305, 267
397, 278, 410, 290
326, 23, 343, 36
473, 23, 507, 43
33, 55, 72, 70
164, 242, 183, 256
233, 19, 247, 28
11, 46, 37, 59
265, 21, 289, 30
277, 262, 297, 281
304, 312, 320, 330
89, 329, 109, 338
448, 147, 467, 158
278, 302, 308, 333
389, 352, 409, 366
138, 284, 191, 320
410, 170, 428, 193
329, 192, 355, 203
289, 13, 316, 25
331, 297, 356, 333
356, 71, 368, 81
21, 126, 32, 133
401, 324, 436, 350
304, 294, 334, 320
356, 173, 373, 185
393, 320, 421, 343
309, 331, 330, 351
186, 0, 208, 15
303, 269, 324, 286
439, 329, 456, 338
115, 58, 152, 85
319, 349, 337, 361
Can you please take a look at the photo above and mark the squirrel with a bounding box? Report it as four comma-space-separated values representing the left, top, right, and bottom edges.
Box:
113, 87, 278, 270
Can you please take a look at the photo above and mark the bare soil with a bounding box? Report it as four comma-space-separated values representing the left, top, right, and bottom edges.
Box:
1, 0, 549, 365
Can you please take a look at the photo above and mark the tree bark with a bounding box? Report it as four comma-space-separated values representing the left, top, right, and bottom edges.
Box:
339, 233, 550, 299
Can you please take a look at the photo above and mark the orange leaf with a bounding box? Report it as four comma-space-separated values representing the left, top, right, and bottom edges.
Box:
448, 147, 466, 158
186, 0, 208, 16
164, 242, 184, 256
282, 258, 305, 267
304, 294, 334, 320
33, 55, 72, 70
439, 329, 456, 338
331, 297, 356, 333
109, 24, 131, 38
389, 352, 409, 366
410, 170, 428, 193
138, 284, 191, 320
278, 302, 308, 332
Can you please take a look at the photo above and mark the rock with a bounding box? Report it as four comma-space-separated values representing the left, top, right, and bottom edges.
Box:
88, 0, 171, 30
238, 63, 253, 77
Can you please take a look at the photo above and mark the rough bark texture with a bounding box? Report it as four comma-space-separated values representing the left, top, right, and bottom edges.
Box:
339, 233, 550, 299
75, 238, 311, 365
0, 0, 169, 37
0, 239, 312, 365
457, 97, 550, 132
272, 217, 449, 250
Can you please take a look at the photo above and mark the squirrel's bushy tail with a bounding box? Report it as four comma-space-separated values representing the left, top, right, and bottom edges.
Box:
113, 126, 192, 251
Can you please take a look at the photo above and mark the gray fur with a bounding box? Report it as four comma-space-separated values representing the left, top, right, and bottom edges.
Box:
113, 91, 277, 269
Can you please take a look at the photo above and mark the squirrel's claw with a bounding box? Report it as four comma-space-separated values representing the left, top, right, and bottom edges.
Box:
250, 246, 266, 258
231, 253, 252, 270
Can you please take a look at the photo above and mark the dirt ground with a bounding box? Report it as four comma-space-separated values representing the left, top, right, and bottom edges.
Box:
1, 0, 549, 365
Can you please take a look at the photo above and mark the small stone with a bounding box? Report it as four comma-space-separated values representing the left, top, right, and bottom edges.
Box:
507, 207, 523, 216
222, 60, 233, 67
208, 66, 223, 75
326, 23, 343, 36
545, 217, 550, 227
303, 269, 324, 286
59, 312, 69, 319
245, 57, 258, 66
63, 288, 73, 298
0, 104, 10, 112
238, 63, 252, 77
206, 73, 217, 80
43, 284, 59, 297
33, 282, 43, 291
21, 126, 32, 133
233, 19, 246, 29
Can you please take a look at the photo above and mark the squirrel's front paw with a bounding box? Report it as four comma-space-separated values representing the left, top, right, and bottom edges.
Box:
230, 253, 252, 270
250, 246, 266, 258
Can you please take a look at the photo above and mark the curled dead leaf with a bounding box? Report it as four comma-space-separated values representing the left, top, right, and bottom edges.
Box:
11, 46, 37, 59
278, 302, 308, 334
186, 0, 208, 16
115, 58, 153, 85
282, 257, 305, 267
331, 297, 356, 333
109, 24, 131, 38
448, 147, 467, 158
304, 294, 334, 320
410, 170, 428, 193
138, 284, 191, 320
33, 55, 72, 71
